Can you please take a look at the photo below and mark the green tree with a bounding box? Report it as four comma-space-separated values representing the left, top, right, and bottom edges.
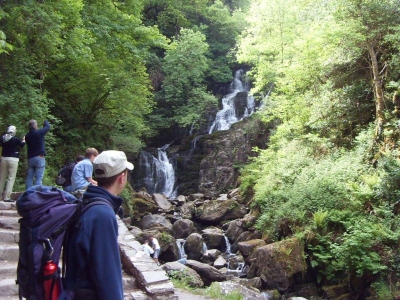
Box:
160, 28, 217, 128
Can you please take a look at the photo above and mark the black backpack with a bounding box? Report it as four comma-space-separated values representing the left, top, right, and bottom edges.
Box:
55, 162, 75, 187
16, 185, 111, 299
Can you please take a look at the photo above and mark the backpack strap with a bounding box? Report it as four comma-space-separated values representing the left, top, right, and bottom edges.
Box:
61, 198, 113, 280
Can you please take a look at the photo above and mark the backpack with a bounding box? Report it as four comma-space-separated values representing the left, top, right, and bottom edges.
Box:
55, 163, 75, 187
16, 186, 111, 300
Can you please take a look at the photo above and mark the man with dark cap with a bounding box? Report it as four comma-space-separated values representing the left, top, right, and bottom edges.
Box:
25, 119, 50, 188
63, 150, 133, 300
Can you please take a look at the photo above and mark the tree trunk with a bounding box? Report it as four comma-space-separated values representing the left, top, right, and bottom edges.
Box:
367, 42, 385, 141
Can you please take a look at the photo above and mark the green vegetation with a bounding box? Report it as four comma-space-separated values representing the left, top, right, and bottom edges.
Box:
3, 0, 400, 294
170, 275, 243, 300
237, 0, 400, 292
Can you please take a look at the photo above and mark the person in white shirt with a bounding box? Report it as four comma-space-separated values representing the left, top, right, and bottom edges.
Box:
150, 235, 161, 265
142, 240, 154, 257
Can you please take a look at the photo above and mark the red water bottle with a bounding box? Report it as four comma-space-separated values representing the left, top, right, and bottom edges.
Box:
42, 259, 61, 300
42, 238, 61, 300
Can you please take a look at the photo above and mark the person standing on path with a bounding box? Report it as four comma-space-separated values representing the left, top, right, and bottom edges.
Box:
25, 119, 50, 188
63, 150, 134, 300
0, 125, 25, 202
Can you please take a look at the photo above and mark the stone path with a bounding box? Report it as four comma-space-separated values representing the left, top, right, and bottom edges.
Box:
0, 195, 178, 299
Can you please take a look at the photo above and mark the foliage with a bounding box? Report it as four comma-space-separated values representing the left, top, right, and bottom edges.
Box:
159, 28, 217, 129
170, 275, 243, 300
205, 283, 243, 300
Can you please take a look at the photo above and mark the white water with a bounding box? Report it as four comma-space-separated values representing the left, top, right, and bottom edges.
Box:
135, 143, 177, 198
224, 235, 231, 254
176, 239, 186, 259
208, 69, 255, 133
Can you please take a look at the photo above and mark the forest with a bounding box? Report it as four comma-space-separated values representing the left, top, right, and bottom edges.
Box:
2, 0, 400, 297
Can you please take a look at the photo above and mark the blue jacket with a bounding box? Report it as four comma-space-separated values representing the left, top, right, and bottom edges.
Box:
25, 120, 50, 159
64, 185, 124, 300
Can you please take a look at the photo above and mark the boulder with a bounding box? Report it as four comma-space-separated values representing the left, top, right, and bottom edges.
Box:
225, 220, 245, 243
187, 193, 204, 201
211, 281, 265, 300
200, 249, 221, 265
213, 255, 227, 269
180, 202, 196, 220
141, 214, 173, 232
177, 195, 186, 206
130, 197, 159, 227
186, 260, 226, 286
184, 233, 204, 260
246, 238, 307, 292
152, 193, 172, 210
237, 239, 266, 258
172, 219, 194, 239
134, 190, 154, 203
201, 227, 225, 250
194, 200, 248, 224
231, 230, 263, 253
162, 261, 204, 288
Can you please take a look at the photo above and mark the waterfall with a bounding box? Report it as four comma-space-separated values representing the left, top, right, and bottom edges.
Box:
134, 143, 177, 198
202, 242, 208, 254
176, 239, 186, 259
224, 235, 231, 254
208, 69, 256, 134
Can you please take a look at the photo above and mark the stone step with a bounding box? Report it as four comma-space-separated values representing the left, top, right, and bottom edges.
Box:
0, 229, 19, 244
0, 261, 17, 280
0, 278, 18, 298
0, 217, 20, 230
0, 202, 17, 211
0, 210, 20, 218
0, 245, 19, 262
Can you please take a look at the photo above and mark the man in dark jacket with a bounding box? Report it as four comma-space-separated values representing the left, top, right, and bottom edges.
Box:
64, 150, 133, 300
25, 119, 51, 188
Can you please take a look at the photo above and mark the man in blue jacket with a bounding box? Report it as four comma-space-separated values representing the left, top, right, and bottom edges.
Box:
64, 150, 133, 300
25, 119, 50, 188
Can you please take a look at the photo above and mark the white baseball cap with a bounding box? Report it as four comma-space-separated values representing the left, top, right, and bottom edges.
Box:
93, 150, 134, 178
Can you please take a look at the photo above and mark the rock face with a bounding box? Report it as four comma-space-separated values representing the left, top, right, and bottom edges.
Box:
246, 238, 307, 291
132, 115, 272, 198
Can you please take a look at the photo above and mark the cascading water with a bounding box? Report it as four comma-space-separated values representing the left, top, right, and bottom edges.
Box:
208, 69, 256, 134
224, 235, 231, 254
176, 239, 186, 259
134, 143, 177, 198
